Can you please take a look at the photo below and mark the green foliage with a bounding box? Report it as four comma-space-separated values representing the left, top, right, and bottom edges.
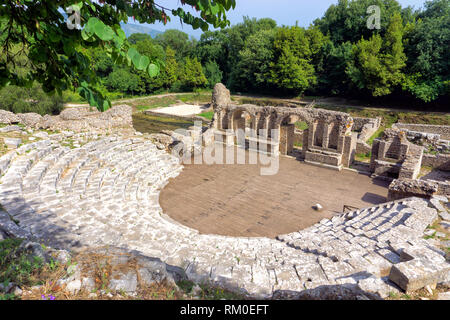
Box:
346, 13, 406, 97
402, 0, 450, 102
180, 57, 207, 90
0, 0, 236, 111
128, 33, 153, 45
106, 67, 140, 94
0, 84, 64, 115
315, 41, 354, 95
2, 0, 447, 108
229, 28, 275, 91
268, 26, 317, 94
88, 47, 114, 78
161, 47, 179, 89
0, 239, 44, 290
155, 29, 196, 60
195, 16, 277, 86
314, 0, 403, 44
203, 60, 223, 88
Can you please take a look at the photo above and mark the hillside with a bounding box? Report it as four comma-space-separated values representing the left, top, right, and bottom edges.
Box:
120, 22, 163, 38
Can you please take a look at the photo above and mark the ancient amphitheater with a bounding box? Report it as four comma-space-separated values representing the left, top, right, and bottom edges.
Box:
0, 84, 448, 299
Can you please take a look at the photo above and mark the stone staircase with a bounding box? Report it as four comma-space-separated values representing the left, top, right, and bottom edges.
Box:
0, 132, 448, 298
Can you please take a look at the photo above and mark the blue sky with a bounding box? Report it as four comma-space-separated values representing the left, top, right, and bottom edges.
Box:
137, 0, 428, 38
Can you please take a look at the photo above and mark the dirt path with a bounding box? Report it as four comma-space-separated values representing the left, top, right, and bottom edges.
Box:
64, 92, 190, 108
66, 92, 449, 116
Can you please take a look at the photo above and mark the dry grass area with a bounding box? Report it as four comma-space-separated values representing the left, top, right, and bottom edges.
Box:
386, 284, 450, 300
14, 249, 245, 301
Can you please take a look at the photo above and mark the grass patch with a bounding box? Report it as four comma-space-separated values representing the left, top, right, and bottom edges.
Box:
238, 97, 284, 106
355, 152, 372, 162
0, 239, 45, 289
132, 113, 196, 134
198, 111, 214, 120
295, 121, 309, 131
0, 239, 71, 300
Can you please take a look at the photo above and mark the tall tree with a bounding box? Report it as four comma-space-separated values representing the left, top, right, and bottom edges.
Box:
402, 0, 450, 102
180, 57, 207, 89
315, 40, 354, 95
314, 0, 403, 44
229, 28, 276, 92
346, 13, 406, 96
162, 47, 178, 89
203, 60, 223, 89
154, 29, 196, 60
195, 17, 277, 85
128, 33, 153, 45
268, 26, 317, 94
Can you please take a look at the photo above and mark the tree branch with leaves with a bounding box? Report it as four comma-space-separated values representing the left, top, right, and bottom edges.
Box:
0, 0, 236, 111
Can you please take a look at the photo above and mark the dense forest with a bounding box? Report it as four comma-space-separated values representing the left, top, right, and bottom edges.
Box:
1, 0, 449, 114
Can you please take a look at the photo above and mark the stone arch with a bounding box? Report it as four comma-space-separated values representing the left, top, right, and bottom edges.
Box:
219, 109, 230, 130
229, 109, 255, 132
265, 112, 280, 139
328, 122, 340, 150
212, 100, 357, 169
254, 111, 268, 136
227, 108, 256, 145
313, 120, 325, 148
273, 114, 306, 155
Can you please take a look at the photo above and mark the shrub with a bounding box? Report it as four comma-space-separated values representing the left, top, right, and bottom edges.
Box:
0, 84, 64, 115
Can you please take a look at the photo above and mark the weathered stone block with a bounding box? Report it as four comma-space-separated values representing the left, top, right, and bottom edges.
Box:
4, 138, 22, 148
389, 258, 450, 293
108, 271, 138, 293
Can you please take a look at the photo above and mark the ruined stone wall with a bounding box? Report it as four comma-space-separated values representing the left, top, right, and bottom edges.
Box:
211, 83, 357, 169
437, 180, 450, 195
0, 105, 133, 134
370, 129, 423, 180
398, 144, 423, 179
388, 178, 450, 200
385, 135, 407, 160
387, 179, 439, 201
314, 122, 325, 147
352, 117, 379, 131
353, 117, 381, 141
422, 153, 450, 171
394, 123, 450, 140
356, 141, 372, 155
328, 124, 340, 149
293, 130, 303, 146
342, 132, 357, 167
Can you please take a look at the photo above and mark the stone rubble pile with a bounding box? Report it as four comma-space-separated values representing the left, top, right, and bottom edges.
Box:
0, 105, 133, 134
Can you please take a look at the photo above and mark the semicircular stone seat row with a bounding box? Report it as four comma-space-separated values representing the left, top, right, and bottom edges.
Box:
0, 133, 447, 297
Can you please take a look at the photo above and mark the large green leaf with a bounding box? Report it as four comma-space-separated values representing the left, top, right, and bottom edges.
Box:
91, 19, 114, 41
147, 64, 159, 77
127, 47, 139, 61
135, 55, 150, 71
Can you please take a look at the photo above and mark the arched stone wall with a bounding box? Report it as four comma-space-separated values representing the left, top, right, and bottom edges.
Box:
212, 97, 356, 169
